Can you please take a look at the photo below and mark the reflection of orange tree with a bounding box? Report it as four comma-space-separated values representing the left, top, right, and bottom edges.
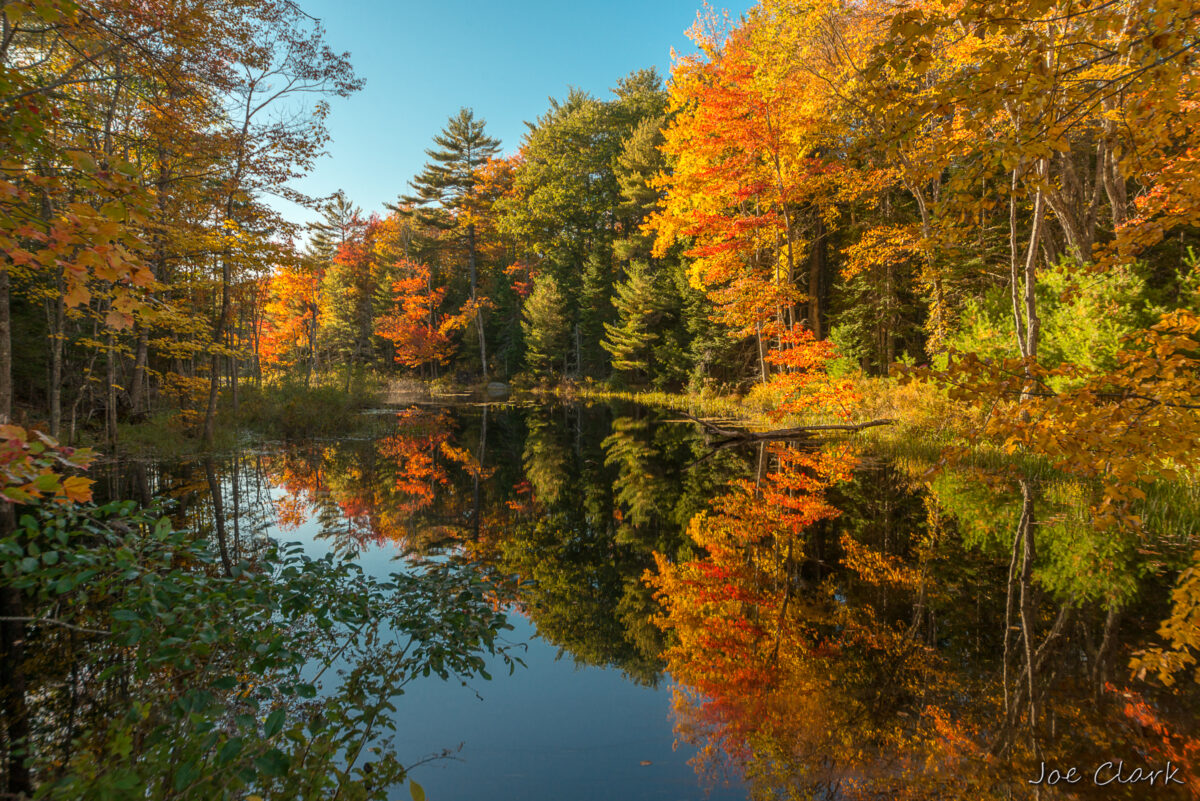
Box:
1115, 685, 1200, 797
379, 408, 490, 518
649, 443, 1022, 799
263, 447, 382, 552
263, 408, 490, 552
654, 438, 1200, 799
650, 443, 890, 789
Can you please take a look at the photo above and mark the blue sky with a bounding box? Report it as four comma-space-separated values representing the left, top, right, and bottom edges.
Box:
282, 0, 754, 226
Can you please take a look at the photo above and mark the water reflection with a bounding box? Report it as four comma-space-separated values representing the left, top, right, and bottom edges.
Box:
100, 402, 1200, 799
655, 443, 1199, 799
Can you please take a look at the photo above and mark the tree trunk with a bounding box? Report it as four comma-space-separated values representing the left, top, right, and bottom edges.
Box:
127, 326, 149, 422
808, 215, 826, 340
229, 324, 238, 418
0, 504, 31, 797
1017, 481, 1038, 732
203, 252, 232, 446
755, 321, 768, 384
0, 268, 11, 424
204, 457, 232, 577
47, 272, 66, 436
105, 331, 118, 448
467, 222, 488, 380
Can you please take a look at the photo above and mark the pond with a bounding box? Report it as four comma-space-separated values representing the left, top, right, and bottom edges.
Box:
97, 400, 1200, 800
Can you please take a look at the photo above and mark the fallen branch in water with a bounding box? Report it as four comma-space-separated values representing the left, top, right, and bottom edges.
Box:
681, 412, 895, 442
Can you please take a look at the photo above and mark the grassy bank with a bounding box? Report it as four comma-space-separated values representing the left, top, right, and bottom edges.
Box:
109, 372, 387, 457
557, 373, 958, 447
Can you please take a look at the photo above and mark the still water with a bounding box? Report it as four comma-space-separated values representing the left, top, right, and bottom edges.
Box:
98, 401, 1200, 800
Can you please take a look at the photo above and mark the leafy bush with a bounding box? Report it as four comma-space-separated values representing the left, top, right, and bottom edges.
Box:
1, 493, 515, 800
235, 376, 381, 439
948, 260, 1159, 385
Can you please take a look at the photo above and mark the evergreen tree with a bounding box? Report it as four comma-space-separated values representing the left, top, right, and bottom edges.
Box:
302, 191, 364, 378
521, 274, 569, 376
320, 218, 380, 378
602, 262, 666, 382
309, 190, 362, 261
401, 108, 501, 379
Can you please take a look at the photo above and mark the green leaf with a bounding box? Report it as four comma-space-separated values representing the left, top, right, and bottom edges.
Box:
216, 738, 243, 766
32, 473, 58, 492
254, 748, 290, 777
410, 780, 427, 801
173, 759, 199, 791
263, 708, 285, 738
212, 675, 238, 691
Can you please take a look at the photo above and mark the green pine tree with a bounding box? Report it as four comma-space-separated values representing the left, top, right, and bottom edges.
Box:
521, 274, 569, 376
400, 108, 501, 379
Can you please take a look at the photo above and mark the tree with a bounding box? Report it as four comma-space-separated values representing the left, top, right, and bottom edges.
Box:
520, 273, 568, 376
500, 72, 671, 379
321, 213, 379, 378
375, 259, 468, 372
602, 261, 674, 384
401, 108, 501, 380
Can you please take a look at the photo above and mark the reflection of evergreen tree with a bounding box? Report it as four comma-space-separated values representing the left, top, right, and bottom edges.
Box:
603, 415, 670, 531
497, 404, 758, 685
521, 409, 570, 507
494, 513, 664, 685
601, 407, 748, 554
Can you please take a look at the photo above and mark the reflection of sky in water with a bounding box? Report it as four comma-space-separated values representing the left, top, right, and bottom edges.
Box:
277, 485, 748, 801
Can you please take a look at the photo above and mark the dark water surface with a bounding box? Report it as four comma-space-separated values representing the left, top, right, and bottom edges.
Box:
97, 401, 1200, 800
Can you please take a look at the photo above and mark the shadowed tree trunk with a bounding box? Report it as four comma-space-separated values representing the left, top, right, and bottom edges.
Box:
205, 457, 233, 577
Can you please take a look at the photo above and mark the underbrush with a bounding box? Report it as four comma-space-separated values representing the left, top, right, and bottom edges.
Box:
113, 411, 239, 457
233, 373, 384, 439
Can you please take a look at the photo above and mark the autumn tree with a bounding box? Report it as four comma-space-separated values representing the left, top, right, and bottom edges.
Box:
375, 259, 466, 373
401, 108, 501, 380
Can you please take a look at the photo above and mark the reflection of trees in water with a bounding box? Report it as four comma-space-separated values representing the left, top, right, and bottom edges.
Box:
476, 403, 752, 685
94, 404, 1199, 800
253, 407, 498, 555
521, 408, 571, 508
651, 444, 1200, 800
97, 451, 279, 567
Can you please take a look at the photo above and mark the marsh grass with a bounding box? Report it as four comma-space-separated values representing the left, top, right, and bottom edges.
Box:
234, 373, 385, 439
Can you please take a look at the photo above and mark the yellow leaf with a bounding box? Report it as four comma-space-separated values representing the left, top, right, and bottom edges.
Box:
61, 476, 93, 504
64, 283, 90, 308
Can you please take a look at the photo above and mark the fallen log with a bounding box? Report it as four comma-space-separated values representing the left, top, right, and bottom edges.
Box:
681, 411, 894, 442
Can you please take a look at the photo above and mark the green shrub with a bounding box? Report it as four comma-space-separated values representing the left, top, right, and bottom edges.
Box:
1, 496, 514, 800
234, 376, 380, 439
948, 259, 1159, 386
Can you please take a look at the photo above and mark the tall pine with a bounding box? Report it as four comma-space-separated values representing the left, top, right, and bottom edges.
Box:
401, 109, 501, 380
